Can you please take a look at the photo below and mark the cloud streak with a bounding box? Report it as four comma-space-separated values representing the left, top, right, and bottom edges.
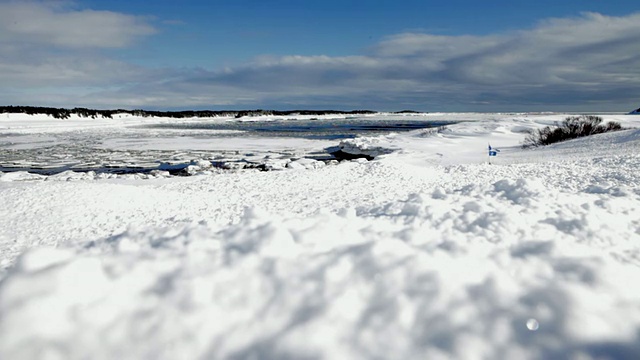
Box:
1, 5, 639, 111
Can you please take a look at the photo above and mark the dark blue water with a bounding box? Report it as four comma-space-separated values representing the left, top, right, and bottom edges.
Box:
143, 118, 455, 140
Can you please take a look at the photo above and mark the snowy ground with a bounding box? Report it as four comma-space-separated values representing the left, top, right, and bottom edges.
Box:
1, 112, 639, 359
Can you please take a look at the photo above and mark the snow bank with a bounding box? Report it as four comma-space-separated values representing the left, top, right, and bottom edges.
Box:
0, 171, 46, 182
0, 170, 173, 182
336, 135, 398, 159
2, 176, 640, 359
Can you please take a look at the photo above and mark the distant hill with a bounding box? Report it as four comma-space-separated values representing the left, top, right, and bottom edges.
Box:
0, 106, 377, 119
630, 107, 640, 114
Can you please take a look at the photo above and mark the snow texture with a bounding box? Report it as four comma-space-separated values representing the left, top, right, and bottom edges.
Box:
1, 112, 640, 359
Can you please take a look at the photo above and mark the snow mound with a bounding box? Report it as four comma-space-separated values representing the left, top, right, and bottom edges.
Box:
2, 176, 640, 359
0, 169, 175, 182
0, 171, 46, 182
286, 158, 326, 170
337, 136, 397, 158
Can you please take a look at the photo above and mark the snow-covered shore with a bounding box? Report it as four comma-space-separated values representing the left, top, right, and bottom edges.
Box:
1, 112, 639, 359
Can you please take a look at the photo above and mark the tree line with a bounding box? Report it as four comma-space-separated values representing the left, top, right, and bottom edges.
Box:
0, 106, 378, 119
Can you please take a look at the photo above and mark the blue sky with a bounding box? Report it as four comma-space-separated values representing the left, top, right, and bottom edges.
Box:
1, 0, 640, 111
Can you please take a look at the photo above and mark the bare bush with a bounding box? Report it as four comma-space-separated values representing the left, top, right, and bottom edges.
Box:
523, 115, 623, 147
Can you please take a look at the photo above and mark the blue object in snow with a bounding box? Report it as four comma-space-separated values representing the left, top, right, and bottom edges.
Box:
488, 144, 500, 156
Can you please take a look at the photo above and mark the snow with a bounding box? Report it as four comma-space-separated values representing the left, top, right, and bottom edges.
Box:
1, 112, 640, 359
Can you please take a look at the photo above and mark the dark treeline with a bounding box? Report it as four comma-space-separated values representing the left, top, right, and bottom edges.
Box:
0, 106, 379, 119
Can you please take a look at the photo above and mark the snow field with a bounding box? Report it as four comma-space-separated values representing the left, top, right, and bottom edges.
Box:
0, 113, 639, 359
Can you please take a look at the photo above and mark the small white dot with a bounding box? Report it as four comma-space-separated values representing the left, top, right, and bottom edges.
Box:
526, 318, 539, 331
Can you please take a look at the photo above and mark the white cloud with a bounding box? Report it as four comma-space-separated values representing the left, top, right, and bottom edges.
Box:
123, 11, 636, 110
0, 1, 155, 48
2, 8, 640, 111
0, 1, 158, 100
0, 55, 153, 88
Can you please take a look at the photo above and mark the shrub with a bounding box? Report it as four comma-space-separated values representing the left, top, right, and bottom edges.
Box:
523, 115, 623, 147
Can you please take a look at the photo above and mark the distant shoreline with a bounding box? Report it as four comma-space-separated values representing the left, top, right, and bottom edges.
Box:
1, 106, 416, 120
2, 106, 635, 118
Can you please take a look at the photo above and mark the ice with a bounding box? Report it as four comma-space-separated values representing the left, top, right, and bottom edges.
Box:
1, 112, 640, 359
0, 171, 46, 182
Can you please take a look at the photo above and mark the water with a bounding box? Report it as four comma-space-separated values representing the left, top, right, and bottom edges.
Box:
1, 117, 456, 175
142, 118, 454, 140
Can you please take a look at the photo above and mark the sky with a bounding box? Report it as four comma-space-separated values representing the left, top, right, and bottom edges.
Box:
1, 0, 640, 112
